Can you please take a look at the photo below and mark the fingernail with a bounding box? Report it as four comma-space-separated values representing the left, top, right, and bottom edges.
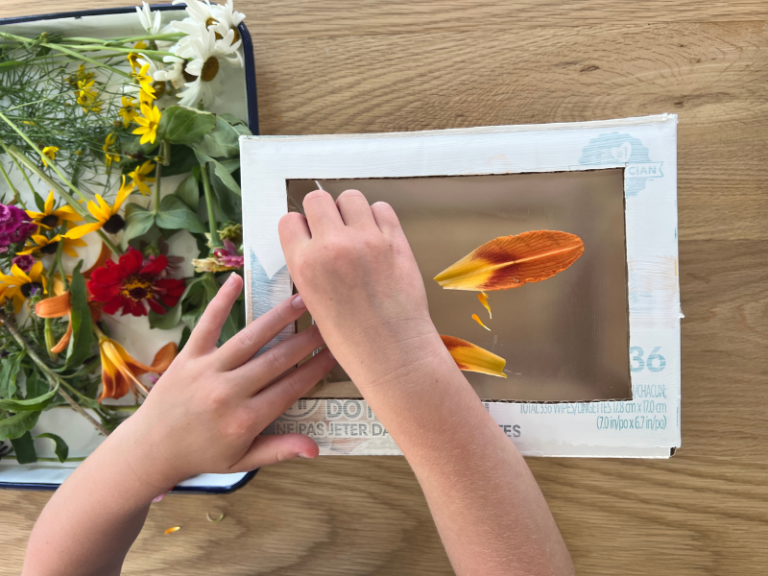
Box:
225, 274, 237, 287
292, 294, 305, 310
298, 453, 314, 459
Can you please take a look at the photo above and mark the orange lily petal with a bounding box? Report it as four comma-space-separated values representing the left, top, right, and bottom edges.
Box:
441, 335, 507, 378
50, 322, 73, 354
471, 314, 491, 331
35, 293, 71, 318
434, 231, 584, 291
98, 338, 177, 402
478, 291, 492, 319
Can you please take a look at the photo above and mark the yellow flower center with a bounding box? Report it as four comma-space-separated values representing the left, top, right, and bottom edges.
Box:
201, 56, 220, 82
121, 274, 153, 302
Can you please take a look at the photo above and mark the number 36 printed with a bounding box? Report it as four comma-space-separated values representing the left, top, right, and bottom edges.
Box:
630, 346, 666, 373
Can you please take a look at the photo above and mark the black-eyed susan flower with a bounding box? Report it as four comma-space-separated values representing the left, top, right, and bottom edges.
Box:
133, 103, 161, 145
41, 146, 59, 167
127, 160, 156, 196
103, 133, 120, 167
440, 335, 507, 378
0, 261, 47, 313
434, 230, 585, 292
118, 95, 140, 127
26, 190, 81, 230
17, 233, 87, 258
65, 176, 136, 238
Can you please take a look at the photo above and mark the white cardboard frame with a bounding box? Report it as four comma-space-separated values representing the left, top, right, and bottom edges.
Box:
240, 114, 681, 458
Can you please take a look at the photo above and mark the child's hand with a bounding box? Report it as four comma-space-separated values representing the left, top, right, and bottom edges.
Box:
279, 190, 446, 390
112, 274, 336, 490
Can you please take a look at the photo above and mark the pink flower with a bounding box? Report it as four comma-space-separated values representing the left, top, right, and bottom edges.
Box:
0, 204, 36, 254
11, 254, 36, 273
212, 240, 243, 269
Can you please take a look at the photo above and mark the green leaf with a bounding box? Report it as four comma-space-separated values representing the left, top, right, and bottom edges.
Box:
65, 264, 94, 369
36, 433, 69, 463
24, 372, 48, 400
162, 144, 199, 177
122, 203, 155, 244
0, 351, 24, 399
10, 432, 37, 464
174, 171, 200, 211
155, 195, 206, 233
0, 384, 58, 412
194, 150, 241, 196
158, 106, 217, 145
194, 115, 252, 159
211, 166, 242, 221
0, 411, 40, 441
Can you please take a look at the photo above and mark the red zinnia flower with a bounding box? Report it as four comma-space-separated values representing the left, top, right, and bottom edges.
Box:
87, 248, 185, 317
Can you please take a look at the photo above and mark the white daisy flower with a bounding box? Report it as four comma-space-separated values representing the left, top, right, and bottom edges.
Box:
210, 0, 246, 42
154, 54, 187, 90
136, 1, 162, 36
175, 27, 242, 107
171, 0, 215, 37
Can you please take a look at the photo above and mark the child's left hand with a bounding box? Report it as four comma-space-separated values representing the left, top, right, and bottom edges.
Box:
110, 273, 335, 491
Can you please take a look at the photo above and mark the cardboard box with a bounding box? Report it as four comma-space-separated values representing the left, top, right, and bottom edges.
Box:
240, 114, 681, 457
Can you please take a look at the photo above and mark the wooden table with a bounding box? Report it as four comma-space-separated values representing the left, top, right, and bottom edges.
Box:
1, 2, 767, 574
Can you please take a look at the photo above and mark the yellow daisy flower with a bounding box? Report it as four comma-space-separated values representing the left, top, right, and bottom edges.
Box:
41, 146, 59, 167
132, 103, 162, 145
118, 96, 140, 127
65, 176, 136, 239
139, 88, 155, 108
127, 160, 156, 196
127, 41, 148, 72
17, 233, 86, 258
76, 79, 103, 115
103, 133, 120, 167
0, 261, 48, 313
131, 63, 155, 97
26, 190, 82, 230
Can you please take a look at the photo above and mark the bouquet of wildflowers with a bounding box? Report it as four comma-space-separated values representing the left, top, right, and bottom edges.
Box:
0, 1, 251, 464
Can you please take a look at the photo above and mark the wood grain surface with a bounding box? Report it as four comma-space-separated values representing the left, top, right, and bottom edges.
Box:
1, 2, 767, 574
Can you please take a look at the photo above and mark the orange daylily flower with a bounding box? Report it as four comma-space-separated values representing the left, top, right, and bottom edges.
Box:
441, 335, 507, 378
98, 337, 176, 402
35, 293, 102, 354
434, 231, 584, 291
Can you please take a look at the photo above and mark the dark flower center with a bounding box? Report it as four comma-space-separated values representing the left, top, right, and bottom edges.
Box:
182, 62, 196, 83
121, 274, 154, 302
40, 241, 59, 254
201, 56, 220, 82
153, 81, 166, 99
21, 282, 43, 298
103, 214, 125, 234
40, 214, 59, 228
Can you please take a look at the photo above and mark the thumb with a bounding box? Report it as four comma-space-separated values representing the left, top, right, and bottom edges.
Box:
234, 434, 319, 470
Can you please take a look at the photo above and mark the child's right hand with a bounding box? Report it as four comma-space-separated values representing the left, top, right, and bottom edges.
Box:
279, 190, 450, 390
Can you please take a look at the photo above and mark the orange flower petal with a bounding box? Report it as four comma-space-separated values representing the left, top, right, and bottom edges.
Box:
434, 230, 584, 291
478, 291, 492, 319
51, 321, 73, 354
441, 335, 507, 378
471, 314, 491, 331
164, 526, 181, 534
35, 293, 71, 318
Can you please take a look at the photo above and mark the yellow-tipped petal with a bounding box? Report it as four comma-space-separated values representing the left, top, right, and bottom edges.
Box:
64, 222, 103, 239
471, 314, 491, 331
441, 335, 506, 378
478, 291, 492, 319
434, 230, 585, 292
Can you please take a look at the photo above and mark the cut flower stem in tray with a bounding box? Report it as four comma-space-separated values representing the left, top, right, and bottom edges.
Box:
0, 1, 252, 465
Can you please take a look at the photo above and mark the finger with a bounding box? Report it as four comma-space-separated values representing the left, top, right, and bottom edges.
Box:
232, 434, 319, 471
278, 212, 311, 265
253, 348, 336, 414
302, 190, 344, 236
184, 273, 242, 356
336, 189, 376, 229
217, 293, 307, 371
234, 325, 325, 391
370, 201, 405, 238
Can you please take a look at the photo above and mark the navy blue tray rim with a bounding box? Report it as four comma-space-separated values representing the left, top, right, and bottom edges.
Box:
0, 3, 260, 494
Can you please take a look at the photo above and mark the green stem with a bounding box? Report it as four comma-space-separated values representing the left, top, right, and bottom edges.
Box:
1, 317, 109, 437
63, 33, 183, 44
0, 160, 20, 203
61, 44, 178, 59
100, 404, 140, 412
41, 43, 131, 78
0, 112, 89, 203
200, 164, 221, 248
0, 141, 37, 197
153, 161, 162, 214
44, 319, 58, 362
2, 455, 87, 463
